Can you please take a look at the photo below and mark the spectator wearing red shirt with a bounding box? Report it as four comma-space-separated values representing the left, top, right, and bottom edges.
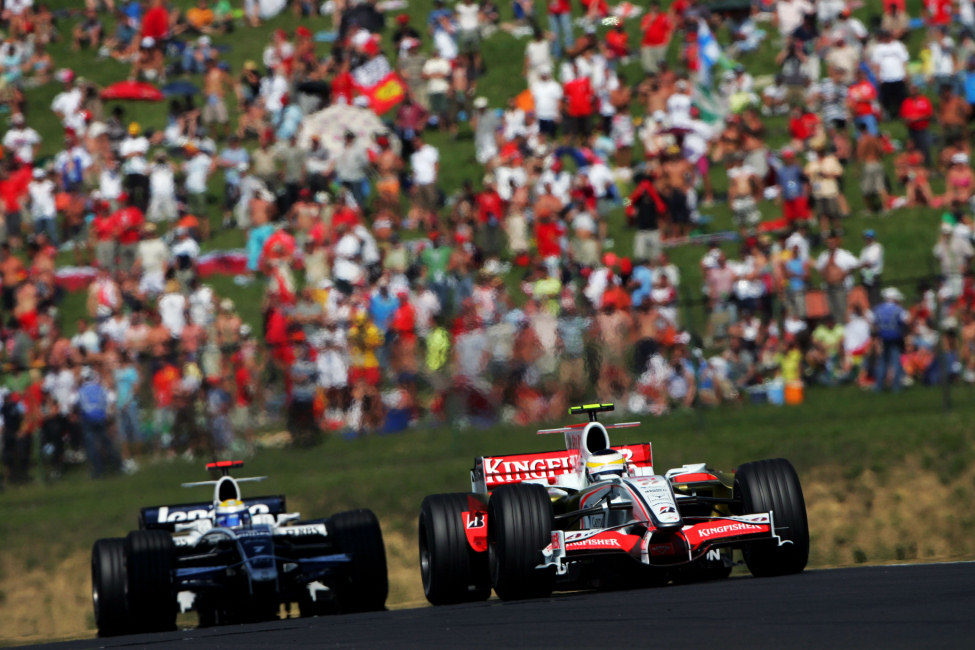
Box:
112, 202, 145, 271
847, 69, 880, 135
141, 0, 171, 41
605, 22, 629, 66
788, 106, 820, 144
390, 291, 418, 374
900, 85, 934, 166
476, 180, 504, 256
90, 204, 117, 271
640, 2, 673, 74
534, 211, 564, 262
152, 361, 180, 451
0, 163, 31, 244
925, 0, 952, 27
563, 64, 596, 141
546, 0, 573, 59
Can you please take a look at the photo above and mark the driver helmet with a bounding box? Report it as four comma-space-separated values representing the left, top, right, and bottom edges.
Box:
586, 449, 627, 482
214, 499, 250, 529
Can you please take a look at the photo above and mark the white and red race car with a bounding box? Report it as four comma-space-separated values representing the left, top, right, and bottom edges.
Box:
418, 403, 808, 603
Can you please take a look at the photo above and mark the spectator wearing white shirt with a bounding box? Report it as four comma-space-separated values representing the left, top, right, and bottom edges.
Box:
2, 113, 40, 163
454, 0, 483, 72
410, 135, 440, 228
422, 52, 452, 128
135, 223, 169, 297
858, 230, 884, 306
27, 167, 57, 243
158, 280, 188, 338
98, 158, 124, 208
119, 123, 150, 211
870, 30, 909, 118
182, 143, 213, 217
50, 71, 82, 126
530, 67, 563, 138
147, 153, 178, 223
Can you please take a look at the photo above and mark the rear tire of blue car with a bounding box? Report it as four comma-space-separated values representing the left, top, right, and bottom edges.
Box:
734, 458, 809, 577
125, 530, 177, 633
488, 483, 555, 601
92, 538, 129, 637
328, 509, 388, 613
419, 493, 491, 605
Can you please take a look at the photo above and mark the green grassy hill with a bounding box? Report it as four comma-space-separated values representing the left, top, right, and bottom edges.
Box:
4, 385, 975, 643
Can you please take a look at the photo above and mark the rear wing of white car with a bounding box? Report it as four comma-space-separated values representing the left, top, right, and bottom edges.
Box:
471, 443, 653, 493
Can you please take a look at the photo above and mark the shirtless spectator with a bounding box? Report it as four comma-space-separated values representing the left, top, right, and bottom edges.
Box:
726, 154, 761, 231
202, 58, 233, 140
855, 122, 890, 215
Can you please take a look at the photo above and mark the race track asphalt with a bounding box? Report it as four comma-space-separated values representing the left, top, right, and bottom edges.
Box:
41, 562, 975, 649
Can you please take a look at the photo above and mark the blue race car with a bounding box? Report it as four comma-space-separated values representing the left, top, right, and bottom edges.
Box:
91, 461, 387, 636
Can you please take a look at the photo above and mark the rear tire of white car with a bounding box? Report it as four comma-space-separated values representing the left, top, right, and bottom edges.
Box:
125, 530, 177, 633
92, 538, 129, 637
419, 493, 491, 605
488, 483, 555, 601
734, 458, 809, 577
328, 509, 389, 612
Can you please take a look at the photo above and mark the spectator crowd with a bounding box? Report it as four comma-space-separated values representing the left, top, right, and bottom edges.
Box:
2, 0, 975, 485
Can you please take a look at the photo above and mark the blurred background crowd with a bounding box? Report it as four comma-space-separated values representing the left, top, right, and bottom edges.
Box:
1, 0, 974, 484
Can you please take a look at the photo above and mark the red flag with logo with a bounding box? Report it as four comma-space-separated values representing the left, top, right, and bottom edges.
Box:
362, 72, 407, 115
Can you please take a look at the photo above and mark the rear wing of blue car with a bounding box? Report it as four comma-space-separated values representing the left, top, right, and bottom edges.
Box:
139, 495, 288, 531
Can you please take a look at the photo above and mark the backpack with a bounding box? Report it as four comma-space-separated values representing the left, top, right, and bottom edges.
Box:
78, 382, 108, 423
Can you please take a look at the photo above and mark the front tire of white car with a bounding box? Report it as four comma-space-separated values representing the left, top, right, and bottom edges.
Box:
419, 493, 491, 605
734, 458, 809, 577
487, 483, 555, 601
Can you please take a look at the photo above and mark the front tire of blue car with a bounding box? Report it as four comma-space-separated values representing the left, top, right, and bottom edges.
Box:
92, 537, 129, 637
125, 530, 177, 633
328, 509, 389, 613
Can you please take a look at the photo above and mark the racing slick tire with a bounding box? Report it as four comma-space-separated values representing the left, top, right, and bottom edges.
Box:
328, 509, 389, 613
419, 493, 491, 605
487, 483, 555, 601
734, 458, 809, 577
92, 538, 129, 637
125, 530, 177, 633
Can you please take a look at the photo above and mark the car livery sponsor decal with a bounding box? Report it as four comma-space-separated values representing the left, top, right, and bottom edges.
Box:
563, 530, 641, 553
462, 494, 489, 552
155, 502, 271, 523
683, 519, 770, 547
479, 444, 653, 488
277, 524, 327, 537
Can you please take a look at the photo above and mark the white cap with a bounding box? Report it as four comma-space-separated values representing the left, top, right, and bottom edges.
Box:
141, 36, 155, 48
951, 152, 970, 165
473, 96, 488, 109
199, 35, 211, 46
32, 167, 45, 179
882, 287, 904, 302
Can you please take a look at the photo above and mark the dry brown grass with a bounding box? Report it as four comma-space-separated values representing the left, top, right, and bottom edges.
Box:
4, 467, 975, 645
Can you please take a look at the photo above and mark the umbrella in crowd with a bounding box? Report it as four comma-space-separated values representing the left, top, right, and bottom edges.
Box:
100, 80, 164, 101
161, 80, 200, 97
297, 103, 394, 158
